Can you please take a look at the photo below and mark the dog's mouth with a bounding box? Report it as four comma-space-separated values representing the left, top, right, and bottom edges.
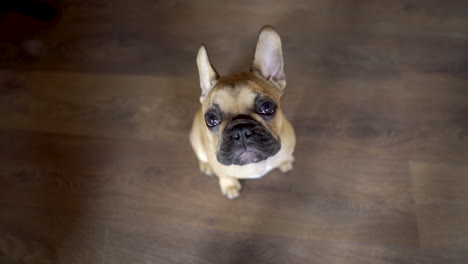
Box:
234, 150, 265, 165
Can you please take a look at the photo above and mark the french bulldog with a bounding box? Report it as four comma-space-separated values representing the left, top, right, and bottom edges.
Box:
190, 25, 296, 199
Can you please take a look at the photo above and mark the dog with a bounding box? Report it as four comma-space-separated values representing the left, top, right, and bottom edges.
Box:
190, 25, 296, 199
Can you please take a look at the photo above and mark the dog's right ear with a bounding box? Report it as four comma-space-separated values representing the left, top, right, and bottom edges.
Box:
197, 45, 219, 102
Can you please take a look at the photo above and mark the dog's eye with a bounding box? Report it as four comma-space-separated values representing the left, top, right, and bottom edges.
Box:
258, 101, 276, 115
205, 112, 221, 127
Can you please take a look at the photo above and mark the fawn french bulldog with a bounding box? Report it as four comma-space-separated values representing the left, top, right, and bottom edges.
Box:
190, 26, 296, 199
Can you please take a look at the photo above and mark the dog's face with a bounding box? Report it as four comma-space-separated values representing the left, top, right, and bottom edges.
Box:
196, 26, 287, 166
202, 73, 283, 165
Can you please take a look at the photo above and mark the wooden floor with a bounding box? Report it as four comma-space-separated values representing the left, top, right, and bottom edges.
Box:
1, 0, 468, 263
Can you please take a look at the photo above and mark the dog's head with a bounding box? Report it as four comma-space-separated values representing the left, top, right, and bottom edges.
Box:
196, 26, 287, 166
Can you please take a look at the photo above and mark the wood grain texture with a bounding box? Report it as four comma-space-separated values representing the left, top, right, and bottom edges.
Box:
1, 0, 468, 263
410, 161, 468, 250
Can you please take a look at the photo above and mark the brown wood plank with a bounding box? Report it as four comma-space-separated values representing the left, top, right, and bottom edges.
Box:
410, 161, 468, 250
1, 0, 467, 75
287, 72, 468, 163
0, 70, 198, 141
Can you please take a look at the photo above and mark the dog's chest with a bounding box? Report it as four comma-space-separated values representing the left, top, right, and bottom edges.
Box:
222, 156, 278, 179
242, 161, 274, 179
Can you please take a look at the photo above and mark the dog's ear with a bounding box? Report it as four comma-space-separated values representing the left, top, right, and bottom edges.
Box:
251, 26, 286, 90
197, 45, 219, 101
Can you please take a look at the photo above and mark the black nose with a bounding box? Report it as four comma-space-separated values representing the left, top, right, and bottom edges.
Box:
231, 124, 254, 144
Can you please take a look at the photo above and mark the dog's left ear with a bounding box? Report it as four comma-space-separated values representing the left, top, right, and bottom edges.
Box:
251, 26, 286, 90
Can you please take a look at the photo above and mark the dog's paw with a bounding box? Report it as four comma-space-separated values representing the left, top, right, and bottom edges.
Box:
199, 161, 213, 176
219, 178, 242, 199
279, 160, 294, 173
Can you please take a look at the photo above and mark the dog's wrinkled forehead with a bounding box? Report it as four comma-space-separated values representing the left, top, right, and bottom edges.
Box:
209, 84, 256, 114
203, 73, 281, 114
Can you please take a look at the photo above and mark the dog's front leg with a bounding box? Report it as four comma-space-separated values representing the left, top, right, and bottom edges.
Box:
218, 176, 242, 199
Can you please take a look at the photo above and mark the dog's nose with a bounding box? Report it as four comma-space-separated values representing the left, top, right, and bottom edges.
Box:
231, 124, 254, 144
